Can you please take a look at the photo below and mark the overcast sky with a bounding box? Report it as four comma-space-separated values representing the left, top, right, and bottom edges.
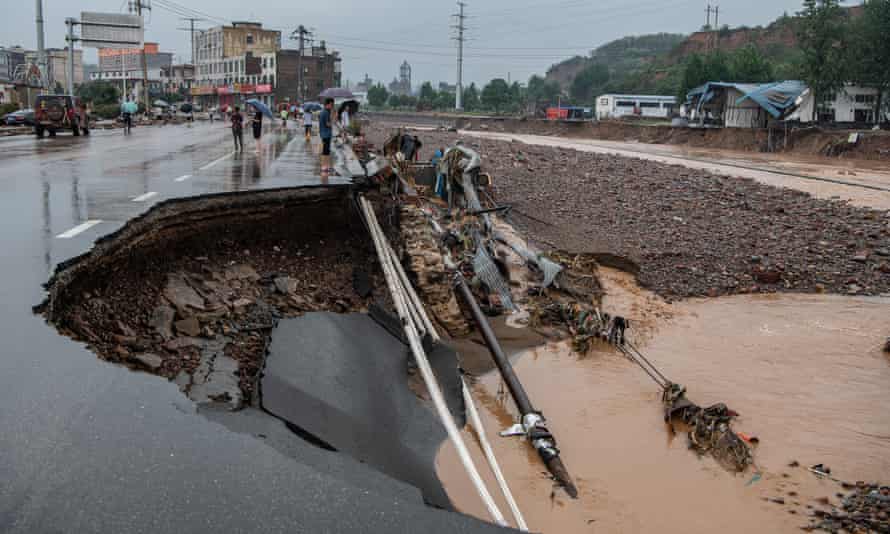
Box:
3, 0, 809, 88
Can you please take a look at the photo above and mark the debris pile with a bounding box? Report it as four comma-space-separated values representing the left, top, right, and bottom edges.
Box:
363, 123, 890, 300
804, 482, 890, 533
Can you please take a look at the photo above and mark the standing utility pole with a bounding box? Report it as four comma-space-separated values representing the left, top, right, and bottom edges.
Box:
35, 0, 47, 90
290, 25, 312, 101
131, 0, 151, 107
714, 5, 719, 28
65, 19, 76, 95
452, 1, 466, 111
178, 17, 204, 65
705, 3, 712, 27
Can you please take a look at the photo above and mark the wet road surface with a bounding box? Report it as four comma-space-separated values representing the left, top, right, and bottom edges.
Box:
438, 268, 890, 533
0, 123, 503, 533
460, 131, 890, 210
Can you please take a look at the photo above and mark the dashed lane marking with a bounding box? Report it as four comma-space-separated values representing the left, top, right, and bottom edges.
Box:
132, 191, 159, 202
56, 220, 102, 239
198, 151, 235, 171
174, 174, 192, 182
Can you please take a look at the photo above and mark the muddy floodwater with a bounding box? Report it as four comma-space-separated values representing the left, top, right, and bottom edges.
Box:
438, 268, 890, 532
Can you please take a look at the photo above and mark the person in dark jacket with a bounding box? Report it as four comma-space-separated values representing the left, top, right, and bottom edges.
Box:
250, 108, 263, 153
319, 98, 334, 173
230, 106, 244, 151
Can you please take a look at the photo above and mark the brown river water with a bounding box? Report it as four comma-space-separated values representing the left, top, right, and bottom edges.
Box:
437, 268, 890, 533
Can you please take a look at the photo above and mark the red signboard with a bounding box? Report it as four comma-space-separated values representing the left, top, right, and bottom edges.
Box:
546, 107, 569, 120
216, 86, 232, 95
240, 84, 255, 94
255, 84, 272, 94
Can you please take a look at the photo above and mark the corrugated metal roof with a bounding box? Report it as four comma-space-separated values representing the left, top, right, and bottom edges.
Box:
735, 80, 808, 118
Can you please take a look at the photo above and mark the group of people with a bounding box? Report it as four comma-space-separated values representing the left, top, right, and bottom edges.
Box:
226, 97, 338, 174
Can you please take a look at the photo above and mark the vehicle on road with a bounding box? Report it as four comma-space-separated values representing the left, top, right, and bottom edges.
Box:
33, 95, 90, 138
3, 108, 35, 126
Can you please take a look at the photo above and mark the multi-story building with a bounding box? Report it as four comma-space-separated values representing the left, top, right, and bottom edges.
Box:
160, 64, 195, 100
0, 47, 26, 104
92, 43, 174, 100
388, 60, 411, 96
191, 22, 281, 109
275, 41, 341, 105
26, 48, 83, 91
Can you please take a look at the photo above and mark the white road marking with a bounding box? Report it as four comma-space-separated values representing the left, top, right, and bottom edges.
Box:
174, 174, 192, 182
56, 220, 102, 239
198, 151, 235, 171
132, 191, 158, 202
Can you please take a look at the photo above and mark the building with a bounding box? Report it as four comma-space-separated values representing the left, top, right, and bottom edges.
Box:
354, 74, 373, 93
388, 60, 411, 96
26, 47, 83, 91
275, 41, 341, 105
790, 85, 888, 124
160, 64, 195, 99
595, 94, 677, 120
92, 43, 174, 100
0, 47, 26, 104
438, 82, 456, 94
191, 21, 281, 109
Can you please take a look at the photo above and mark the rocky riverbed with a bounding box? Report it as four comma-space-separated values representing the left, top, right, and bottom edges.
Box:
364, 123, 890, 299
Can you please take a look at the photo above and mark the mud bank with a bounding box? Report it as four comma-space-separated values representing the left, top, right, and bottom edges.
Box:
438, 268, 890, 533
363, 124, 890, 300
366, 111, 890, 161
38, 186, 387, 406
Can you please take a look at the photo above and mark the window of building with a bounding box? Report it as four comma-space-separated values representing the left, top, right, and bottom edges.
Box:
246, 34, 254, 45
616, 100, 636, 107
854, 94, 876, 104
639, 102, 660, 108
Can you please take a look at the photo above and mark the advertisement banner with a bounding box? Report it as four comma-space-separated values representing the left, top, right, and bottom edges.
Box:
255, 84, 272, 94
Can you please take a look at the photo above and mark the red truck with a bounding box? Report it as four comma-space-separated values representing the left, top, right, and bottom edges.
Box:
34, 94, 90, 138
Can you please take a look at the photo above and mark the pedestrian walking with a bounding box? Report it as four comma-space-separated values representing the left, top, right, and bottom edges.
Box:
280, 108, 289, 126
231, 106, 244, 151
250, 108, 263, 153
302, 107, 313, 140
319, 98, 334, 173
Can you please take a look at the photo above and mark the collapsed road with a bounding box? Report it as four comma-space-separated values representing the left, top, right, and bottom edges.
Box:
0, 122, 512, 533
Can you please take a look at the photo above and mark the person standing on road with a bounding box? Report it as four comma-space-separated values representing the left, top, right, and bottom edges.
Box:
302, 107, 313, 140
250, 108, 263, 153
230, 106, 244, 151
319, 98, 334, 173
280, 108, 289, 126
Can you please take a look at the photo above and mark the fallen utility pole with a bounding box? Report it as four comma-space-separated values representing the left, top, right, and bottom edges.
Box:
454, 274, 578, 498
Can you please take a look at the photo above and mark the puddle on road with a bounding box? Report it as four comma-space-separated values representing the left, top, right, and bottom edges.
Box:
437, 267, 890, 533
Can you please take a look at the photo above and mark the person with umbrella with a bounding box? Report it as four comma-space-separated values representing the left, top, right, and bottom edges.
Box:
245, 98, 273, 153
319, 98, 334, 173
230, 105, 244, 151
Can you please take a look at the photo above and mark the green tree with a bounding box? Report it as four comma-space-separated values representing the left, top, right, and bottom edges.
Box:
730, 45, 775, 82
796, 0, 849, 121
527, 75, 561, 114
481, 78, 511, 113
434, 90, 455, 110
399, 94, 418, 109
388, 94, 402, 108
367, 83, 389, 107
418, 82, 437, 109
462, 83, 480, 111
75, 80, 120, 105
847, 0, 890, 122
570, 63, 610, 104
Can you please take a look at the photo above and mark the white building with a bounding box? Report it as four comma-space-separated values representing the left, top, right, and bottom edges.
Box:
790, 85, 888, 124
596, 94, 677, 119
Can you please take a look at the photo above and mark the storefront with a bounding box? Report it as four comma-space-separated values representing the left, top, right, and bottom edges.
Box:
190, 83, 276, 111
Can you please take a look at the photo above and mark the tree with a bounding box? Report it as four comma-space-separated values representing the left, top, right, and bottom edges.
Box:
796, 0, 849, 121
527, 75, 561, 114
75, 80, 120, 105
481, 78, 511, 113
570, 63, 610, 104
730, 45, 775, 82
388, 94, 401, 108
847, 0, 890, 123
462, 83, 480, 111
419, 81, 437, 107
434, 90, 455, 110
367, 83, 389, 107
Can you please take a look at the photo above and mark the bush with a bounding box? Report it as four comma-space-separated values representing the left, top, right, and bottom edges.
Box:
92, 103, 121, 120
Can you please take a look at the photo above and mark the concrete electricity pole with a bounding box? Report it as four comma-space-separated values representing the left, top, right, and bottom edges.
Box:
291, 25, 313, 101
131, 0, 151, 106
453, 1, 466, 111
65, 19, 76, 95
178, 17, 204, 65
35, 0, 47, 91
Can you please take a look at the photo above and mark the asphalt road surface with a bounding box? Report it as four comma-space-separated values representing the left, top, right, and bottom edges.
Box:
0, 122, 507, 533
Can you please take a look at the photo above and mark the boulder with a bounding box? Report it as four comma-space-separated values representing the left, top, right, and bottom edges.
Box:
132, 353, 164, 371
174, 316, 201, 337
149, 304, 176, 340
273, 276, 298, 295
163, 275, 205, 313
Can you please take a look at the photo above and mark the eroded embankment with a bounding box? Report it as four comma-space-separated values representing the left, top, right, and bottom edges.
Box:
38, 186, 387, 407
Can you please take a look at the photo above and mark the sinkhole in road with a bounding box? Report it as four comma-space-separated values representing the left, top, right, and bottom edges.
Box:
37, 186, 388, 409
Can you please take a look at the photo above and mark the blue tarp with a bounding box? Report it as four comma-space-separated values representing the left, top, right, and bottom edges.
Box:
734, 80, 808, 118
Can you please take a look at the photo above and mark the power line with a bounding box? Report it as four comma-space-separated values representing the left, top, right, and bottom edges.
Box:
176, 17, 205, 65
